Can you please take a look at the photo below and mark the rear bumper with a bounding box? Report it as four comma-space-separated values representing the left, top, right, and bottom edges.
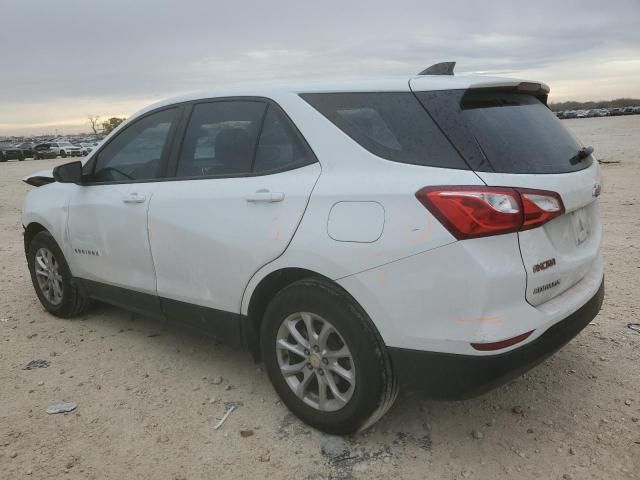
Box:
388, 277, 604, 399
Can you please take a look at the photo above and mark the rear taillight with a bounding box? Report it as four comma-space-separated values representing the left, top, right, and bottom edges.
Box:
415, 186, 564, 240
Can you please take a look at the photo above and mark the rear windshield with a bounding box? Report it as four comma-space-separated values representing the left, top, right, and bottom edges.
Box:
415, 90, 590, 174
300, 92, 468, 169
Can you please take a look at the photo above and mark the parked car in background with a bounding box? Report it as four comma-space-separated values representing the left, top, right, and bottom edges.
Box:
51, 141, 83, 157
17, 142, 35, 158
609, 108, 624, 116
22, 69, 604, 433
33, 143, 59, 159
0, 144, 25, 162
622, 107, 635, 115
563, 110, 577, 119
79, 142, 99, 155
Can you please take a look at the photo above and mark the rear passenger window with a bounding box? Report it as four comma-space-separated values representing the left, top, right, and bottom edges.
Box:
177, 101, 266, 177
253, 106, 312, 173
301, 92, 468, 169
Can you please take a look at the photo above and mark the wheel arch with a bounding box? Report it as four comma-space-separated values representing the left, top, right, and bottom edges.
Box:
23, 222, 48, 254
243, 267, 366, 360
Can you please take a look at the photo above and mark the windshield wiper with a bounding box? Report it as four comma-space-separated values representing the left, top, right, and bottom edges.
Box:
569, 146, 594, 165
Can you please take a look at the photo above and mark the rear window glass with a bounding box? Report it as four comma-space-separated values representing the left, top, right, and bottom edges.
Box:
415, 90, 589, 174
300, 92, 468, 169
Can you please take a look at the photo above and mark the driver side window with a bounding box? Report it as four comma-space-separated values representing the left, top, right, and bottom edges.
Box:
92, 108, 177, 183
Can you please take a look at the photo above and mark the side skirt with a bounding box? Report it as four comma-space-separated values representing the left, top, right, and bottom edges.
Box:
75, 278, 245, 347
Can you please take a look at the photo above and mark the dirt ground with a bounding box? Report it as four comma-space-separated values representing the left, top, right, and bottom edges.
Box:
1, 116, 639, 480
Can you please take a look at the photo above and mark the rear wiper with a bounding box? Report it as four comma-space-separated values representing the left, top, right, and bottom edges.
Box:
569, 146, 594, 165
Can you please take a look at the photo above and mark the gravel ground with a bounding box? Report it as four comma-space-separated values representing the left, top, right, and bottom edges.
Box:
1, 116, 639, 479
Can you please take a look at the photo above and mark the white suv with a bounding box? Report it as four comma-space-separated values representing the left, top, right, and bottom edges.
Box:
48, 141, 84, 157
22, 66, 604, 434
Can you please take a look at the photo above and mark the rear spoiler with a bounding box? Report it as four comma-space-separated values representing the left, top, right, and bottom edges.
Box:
466, 81, 550, 105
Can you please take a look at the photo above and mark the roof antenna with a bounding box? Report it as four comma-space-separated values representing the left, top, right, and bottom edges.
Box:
418, 62, 456, 76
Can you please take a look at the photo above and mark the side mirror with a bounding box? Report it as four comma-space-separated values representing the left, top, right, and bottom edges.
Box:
53, 161, 83, 184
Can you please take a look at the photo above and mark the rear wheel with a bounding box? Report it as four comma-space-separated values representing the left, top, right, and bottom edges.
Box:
60, 150, 67, 158
260, 278, 398, 434
27, 231, 92, 318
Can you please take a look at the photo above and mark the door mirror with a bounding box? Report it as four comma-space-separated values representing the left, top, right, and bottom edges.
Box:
53, 161, 83, 184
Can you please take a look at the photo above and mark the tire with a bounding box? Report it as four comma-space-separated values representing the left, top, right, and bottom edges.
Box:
26, 231, 93, 318
260, 277, 398, 434
60, 150, 67, 158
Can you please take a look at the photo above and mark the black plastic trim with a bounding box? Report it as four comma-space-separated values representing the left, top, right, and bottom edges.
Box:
75, 278, 244, 346
161, 297, 243, 347
76, 278, 164, 319
388, 278, 604, 400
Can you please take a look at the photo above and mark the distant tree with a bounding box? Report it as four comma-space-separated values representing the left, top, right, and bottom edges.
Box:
87, 115, 101, 136
102, 117, 126, 135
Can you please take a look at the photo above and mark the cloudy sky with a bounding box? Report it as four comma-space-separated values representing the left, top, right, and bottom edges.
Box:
1, 0, 639, 136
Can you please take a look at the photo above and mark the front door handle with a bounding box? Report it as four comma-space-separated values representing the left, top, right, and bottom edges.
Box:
246, 190, 285, 203
123, 192, 146, 204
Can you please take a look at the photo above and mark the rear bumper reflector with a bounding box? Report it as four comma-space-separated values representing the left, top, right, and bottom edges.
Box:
470, 330, 534, 351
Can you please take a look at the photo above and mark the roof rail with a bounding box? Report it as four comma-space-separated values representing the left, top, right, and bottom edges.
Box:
418, 61, 456, 76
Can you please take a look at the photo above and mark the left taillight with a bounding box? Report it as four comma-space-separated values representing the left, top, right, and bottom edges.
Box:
415, 186, 564, 240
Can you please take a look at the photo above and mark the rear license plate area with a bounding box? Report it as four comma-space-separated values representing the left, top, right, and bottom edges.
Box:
570, 208, 590, 246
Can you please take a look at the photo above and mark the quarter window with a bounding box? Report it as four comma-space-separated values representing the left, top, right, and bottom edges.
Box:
253, 106, 312, 173
92, 108, 177, 182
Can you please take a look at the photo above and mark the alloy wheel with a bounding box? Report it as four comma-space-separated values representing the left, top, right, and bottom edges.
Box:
34, 247, 64, 305
275, 312, 356, 412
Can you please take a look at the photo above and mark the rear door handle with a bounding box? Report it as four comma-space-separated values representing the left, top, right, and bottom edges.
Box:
123, 192, 146, 204
246, 190, 285, 203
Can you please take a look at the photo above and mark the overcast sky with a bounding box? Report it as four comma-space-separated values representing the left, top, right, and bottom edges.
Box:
1, 0, 639, 136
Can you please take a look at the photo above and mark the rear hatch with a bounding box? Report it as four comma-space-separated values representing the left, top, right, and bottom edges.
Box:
410, 79, 602, 305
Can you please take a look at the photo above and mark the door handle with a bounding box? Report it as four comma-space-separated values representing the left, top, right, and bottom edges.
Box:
123, 192, 146, 204
246, 190, 285, 203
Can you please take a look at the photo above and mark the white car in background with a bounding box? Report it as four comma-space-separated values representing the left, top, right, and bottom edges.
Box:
49, 141, 83, 157
21, 63, 604, 434
79, 142, 99, 155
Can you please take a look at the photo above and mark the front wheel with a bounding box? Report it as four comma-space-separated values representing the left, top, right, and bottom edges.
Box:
261, 278, 398, 434
60, 150, 67, 158
27, 231, 93, 318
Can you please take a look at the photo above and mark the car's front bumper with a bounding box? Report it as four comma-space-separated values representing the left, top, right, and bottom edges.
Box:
388, 277, 604, 399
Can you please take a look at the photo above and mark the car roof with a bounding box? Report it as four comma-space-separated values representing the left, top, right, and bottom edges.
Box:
135, 74, 548, 119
